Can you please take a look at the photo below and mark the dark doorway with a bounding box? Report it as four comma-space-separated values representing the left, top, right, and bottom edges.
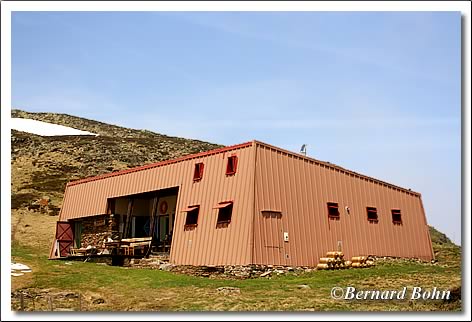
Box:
107, 186, 179, 254
134, 216, 150, 238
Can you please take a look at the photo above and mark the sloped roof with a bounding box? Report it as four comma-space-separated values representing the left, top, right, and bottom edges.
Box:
66, 139, 419, 196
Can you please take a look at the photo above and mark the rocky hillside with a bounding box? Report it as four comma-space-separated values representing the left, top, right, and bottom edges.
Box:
428, 225, 460, 267
428, 225, 456, 246
11, 109, 222, 215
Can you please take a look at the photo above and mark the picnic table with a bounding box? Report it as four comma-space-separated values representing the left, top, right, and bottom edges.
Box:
120, 237, 152, 256
104, 240, 130, 255
100, 237, 152, 256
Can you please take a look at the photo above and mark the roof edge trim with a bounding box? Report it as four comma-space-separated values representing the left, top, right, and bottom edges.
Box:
253, 140, 421, 197
67, 141, 253, 187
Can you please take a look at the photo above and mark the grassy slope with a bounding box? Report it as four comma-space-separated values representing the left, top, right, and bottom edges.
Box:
429, 226, 461, 269
11, 217, 461, 311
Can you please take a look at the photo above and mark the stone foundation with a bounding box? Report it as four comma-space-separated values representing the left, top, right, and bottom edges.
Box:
128, 258, 313, 279
125, 255, 433, 279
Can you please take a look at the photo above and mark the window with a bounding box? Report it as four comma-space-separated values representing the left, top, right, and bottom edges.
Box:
392, 209, 402, 224
183, 205, 200, 227
261, 210, 282, 219
327, 202, 340, 219
214, 201, 234, 224
182, 205, 200, 230
367, 207, 378, 222
226, 156, 238, 175
193, 163, 204, 181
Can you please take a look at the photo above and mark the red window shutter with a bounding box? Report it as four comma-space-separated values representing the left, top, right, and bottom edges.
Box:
226, 158, 232, 174
226, 156, 238, 175
213, 201, 233, 209
181, 205, 199, 212
200, 163, 204, 178
233, 156, 238, 173
194, 163, 204, 181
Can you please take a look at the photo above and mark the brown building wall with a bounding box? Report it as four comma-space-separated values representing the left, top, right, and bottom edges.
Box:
57, 143, 256, 266
252, 142, 434, 266
53, 140, 434, 266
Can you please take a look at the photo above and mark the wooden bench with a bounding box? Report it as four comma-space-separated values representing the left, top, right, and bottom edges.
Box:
69, 248, 88, 256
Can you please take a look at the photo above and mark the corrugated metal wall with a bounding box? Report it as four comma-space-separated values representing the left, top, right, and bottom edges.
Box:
57, 143, 256, 265
55, 139, 434, 266
252, 142, 434, 266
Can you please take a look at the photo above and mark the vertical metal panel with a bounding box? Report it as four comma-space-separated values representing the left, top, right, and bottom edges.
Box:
58, 143, 255, 266
56, 140, 434, 265
253, 142, 434, 266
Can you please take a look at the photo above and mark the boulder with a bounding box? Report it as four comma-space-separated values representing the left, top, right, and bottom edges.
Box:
159, 263, 173, 271
260, 271, 271, 277
297, 284, 311, 290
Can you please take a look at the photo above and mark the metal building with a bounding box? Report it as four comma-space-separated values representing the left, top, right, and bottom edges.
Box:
50, 140, 434, 265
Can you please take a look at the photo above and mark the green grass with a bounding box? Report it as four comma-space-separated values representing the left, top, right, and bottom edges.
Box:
11, 243, 461, 311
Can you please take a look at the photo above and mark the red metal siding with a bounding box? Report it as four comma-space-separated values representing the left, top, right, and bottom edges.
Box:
253, 142, 434, 266
57, 143, 256, 265
53, 139, 433, 265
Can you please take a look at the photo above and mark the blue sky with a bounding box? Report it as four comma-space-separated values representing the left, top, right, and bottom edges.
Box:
11, 11, 461, 244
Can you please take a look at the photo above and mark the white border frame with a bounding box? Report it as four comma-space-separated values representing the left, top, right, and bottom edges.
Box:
1, 1, 470, 321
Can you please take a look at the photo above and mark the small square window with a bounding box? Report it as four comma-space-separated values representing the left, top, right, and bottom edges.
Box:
193, 163, 204, 181
226, 156, 238, 176
184, 205, 200, 227
392, 209, 402, 224
367, 207, 378, 222
214, 201, 233, 225
327, 202, 340, 219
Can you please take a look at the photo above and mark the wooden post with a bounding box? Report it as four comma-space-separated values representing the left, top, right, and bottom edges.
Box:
32, 296, 35, 311
48, 296, 53, 311
78, 293, 82, 311
146, 196, 159, 256
149, 196, 158, 238
20, 293, 24, 311
123, 198, 134, 239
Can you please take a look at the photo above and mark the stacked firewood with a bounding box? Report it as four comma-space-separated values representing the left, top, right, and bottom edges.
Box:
350, 256, 374, 268
316, 252, 375, 270
316, 251, 346, 270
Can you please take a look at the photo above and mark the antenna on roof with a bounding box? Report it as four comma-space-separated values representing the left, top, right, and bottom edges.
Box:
300, 144, 307, 156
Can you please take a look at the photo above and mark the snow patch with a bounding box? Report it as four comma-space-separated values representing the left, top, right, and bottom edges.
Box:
11, 262, 32, 276
11, 118, 98, 137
